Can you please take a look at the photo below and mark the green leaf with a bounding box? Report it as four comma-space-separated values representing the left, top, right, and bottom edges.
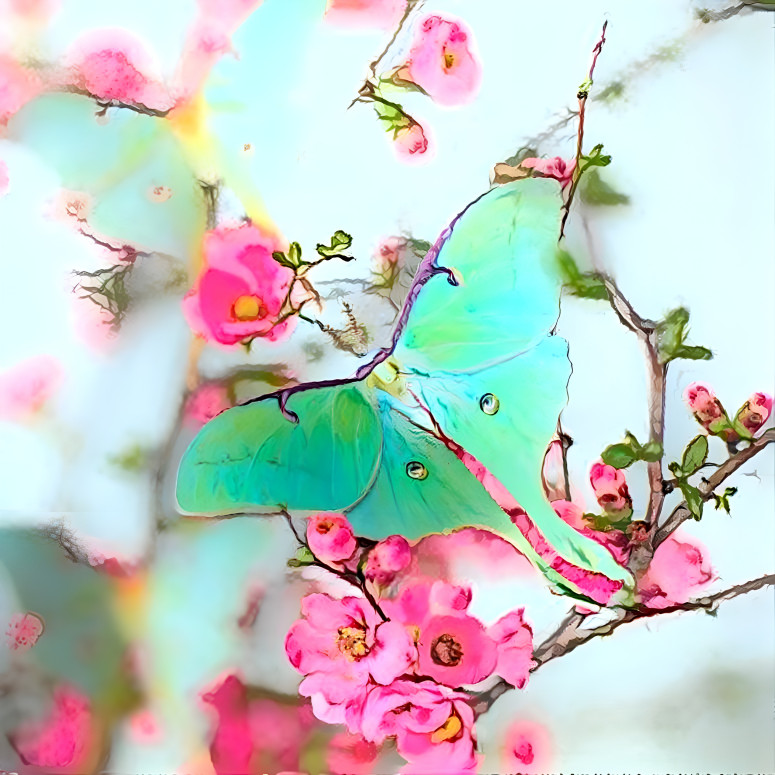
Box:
583, 511, 632, 533
288, 242, 303, 266
373, 100, 411, 135
671, 344, 713, 361
578, 169, 630, 207
272, 250, 296, 269
556, 249, 608, 300
712, 486, 737, 514
680, 483, 704, 520
580, 143, 612, 169
316, 230, 354, 261
681, 435, 709, 476
641, 441, 664, 462
601, 442, 638, 469
624, 431, 643, 453
287, 545, 315, 568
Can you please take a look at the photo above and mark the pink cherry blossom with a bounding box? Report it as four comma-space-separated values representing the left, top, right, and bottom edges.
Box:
683, 382, 733, 438
589, 462, 632, 514
358, 680, 478, 774
393, 121, 429, 162
487, 609, 536, 688
364, 535, 411, 586
399, 15, 481, 106
248, 699, 314, 773
0, 56, 43, 123
327, 731, 379, 775
520, 156, 577, 188
0, 354, 63, 421
416, 613, 497, 686
306, 512, 357, 564
638, 532, 714, 609
10, 684, 94, 768
736, 391, 772, 435
201, 673, 253, 775
285, 594, 415, 727
385, 580, 472, 630
5, 612, 45, 651
183, 222, 296, 347
325, 0, 406, 29
128, 709, 162, 745
502, 719, 553, 774
185, 383, 232, 427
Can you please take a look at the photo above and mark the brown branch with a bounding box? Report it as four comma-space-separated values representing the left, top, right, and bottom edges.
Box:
654, 428, 775, 548
472, 573, 775, 715
560, 20, 608, 238
58, 85, 172, 118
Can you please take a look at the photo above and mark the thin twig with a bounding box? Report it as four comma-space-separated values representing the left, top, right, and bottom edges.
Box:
472, 573, 775, 714
655, 428, 775, 547
560, 21, 608, 238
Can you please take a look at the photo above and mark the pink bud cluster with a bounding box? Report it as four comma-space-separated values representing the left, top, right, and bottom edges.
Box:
683, 382, 772, 442
287, 515, 537, 773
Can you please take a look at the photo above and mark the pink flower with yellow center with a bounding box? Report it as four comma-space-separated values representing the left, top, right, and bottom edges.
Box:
306, 512, 357, 564
285, 594, 415, 728
183, 222, 296, 347
399, 15, 481, 106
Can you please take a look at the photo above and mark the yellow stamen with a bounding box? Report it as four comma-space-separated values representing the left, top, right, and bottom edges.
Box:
232, 295, 264, 321
430, 712, 462, 743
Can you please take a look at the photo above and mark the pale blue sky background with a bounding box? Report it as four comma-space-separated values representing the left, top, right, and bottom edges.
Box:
0, 1, 772, 772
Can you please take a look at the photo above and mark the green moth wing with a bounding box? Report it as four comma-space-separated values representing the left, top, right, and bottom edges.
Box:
176, 382, 381, 515
394, 177, 563, 374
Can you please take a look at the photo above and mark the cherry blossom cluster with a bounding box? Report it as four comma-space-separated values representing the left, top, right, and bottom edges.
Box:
285, 513, 537, 774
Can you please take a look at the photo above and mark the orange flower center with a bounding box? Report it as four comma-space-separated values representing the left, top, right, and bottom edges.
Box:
430, 711, 463, 743
232, 294, 265, 321
443, 49, 456, 70
337, 625, 370, 660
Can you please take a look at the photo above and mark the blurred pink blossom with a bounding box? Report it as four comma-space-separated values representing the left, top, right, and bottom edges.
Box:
183, 222, 296, 347
399, 15, 480, 106
638, 532, 714, 609
185, 383, 232, 426
502, 719, 553, 774
128, 709, 162, 745
324, 0, 406, 29
393, 121, 429, 161
520, 156, 576, 188
327, 731, 379, 775
10, 685, 94, 768
589, 462, 632, 514
487, 609, 535, 688
201, 674, 253, 775
285, 594, 415, 727
735, 391, 772, 435
0, 160, 9, 196
306, 512, 357, 564
68, 31, 171, 110
0, 56, 42, 123
0, 354, 63, 421
358, 680, 478, 774
364, 535, 411, 586
248, 699, 314, 773
372, 236, 407, 274
5, 612, 44, 652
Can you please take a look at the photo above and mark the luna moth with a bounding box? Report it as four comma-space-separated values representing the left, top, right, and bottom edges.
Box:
176, 176, 633, 604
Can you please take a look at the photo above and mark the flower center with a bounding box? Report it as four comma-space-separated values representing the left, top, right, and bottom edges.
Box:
337, 625, 370, 661
430, 633, 463, 666
430, 711, 463, 744
231, 294, 265, 321
514, 741, 534, 764
443, 48, 456, 70
316, 520, 334, 534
